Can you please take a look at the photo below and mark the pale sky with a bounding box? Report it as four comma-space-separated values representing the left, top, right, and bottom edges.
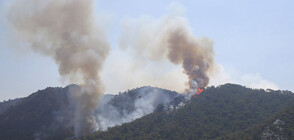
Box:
1, 0, 293, 101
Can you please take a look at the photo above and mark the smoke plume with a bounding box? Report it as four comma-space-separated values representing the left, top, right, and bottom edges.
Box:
120, 14, 215, 95
7, 0, 109, 136
94, 86, 183, 131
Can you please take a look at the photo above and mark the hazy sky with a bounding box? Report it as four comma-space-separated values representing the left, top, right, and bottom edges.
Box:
1, 0, 293, 101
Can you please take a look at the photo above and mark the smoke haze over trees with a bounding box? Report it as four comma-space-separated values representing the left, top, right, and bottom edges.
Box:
2, 0, 293, 139
0, 84, 294, 139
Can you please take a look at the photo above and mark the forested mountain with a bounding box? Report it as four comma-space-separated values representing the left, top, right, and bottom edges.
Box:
0, 86, 71, 140
0, 85, 182, 140
1, 84, 293, 140
0, 97, 24, 114
78, 84, 294, 140
219, 104, 294, 140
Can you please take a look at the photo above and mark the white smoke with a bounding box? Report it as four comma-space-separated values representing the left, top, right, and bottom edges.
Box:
6, 1, 217, 137
93, 87, 181, 131
210, 64, 279, 90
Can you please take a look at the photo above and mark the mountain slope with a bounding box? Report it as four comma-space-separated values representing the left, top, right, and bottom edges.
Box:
78, 84, 294, 140
0, 98, 24, 114
0, 85, 181, 140
0, 86, 71, 140
218, 104, 294, 140
1, 84, 293, 140
94, 86, 183, 131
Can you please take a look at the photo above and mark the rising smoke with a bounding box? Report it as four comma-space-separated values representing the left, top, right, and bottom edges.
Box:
7, 0, 109, 136
120, 14, 215, 95
94, 87, 181, 131
6, 0, 216, 137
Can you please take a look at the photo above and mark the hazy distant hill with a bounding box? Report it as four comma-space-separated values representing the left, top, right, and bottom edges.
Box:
0, 98, 24, 114
78, 84, 294, 140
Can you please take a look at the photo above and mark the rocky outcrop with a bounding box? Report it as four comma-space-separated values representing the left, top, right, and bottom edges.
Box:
261, 119, 287, 140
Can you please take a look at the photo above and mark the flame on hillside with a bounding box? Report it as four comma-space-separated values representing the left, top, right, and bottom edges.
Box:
193, 88, 204, 98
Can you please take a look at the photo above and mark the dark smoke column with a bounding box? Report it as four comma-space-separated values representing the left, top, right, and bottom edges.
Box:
7, 0, 109, 136
167, 27, 214, 95
120, 15, 215, 95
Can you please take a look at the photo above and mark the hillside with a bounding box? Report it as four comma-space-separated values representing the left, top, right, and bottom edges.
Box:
0, 85, 181, 140
1, 84, 294, 140
94, 86, 184, 131
0, 98, 24, 114
0, 86, 72, 140
218, 104, 294, 140
78, 84, 294, 140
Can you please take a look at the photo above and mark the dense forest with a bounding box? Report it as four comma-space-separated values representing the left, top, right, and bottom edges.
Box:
0, 84, 294, 140
77, 84, 294, 140
0, 85, 181, 140
0, 97, 23, 114
218, 104, 294, 140
0, 86, 73, 140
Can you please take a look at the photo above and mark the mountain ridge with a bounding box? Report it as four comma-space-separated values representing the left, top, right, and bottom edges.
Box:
77, 84, 294, 140
0, 84, 182, 140
1, 84, 294, 140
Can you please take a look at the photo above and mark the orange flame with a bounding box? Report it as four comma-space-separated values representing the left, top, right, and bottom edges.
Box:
193, 88, 204, 98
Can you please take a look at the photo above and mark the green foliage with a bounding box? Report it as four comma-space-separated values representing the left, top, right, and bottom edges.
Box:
78, 84, 294, 140
1, 84, 294, 140
0, 87, 72, 140
219, 104, 294, 140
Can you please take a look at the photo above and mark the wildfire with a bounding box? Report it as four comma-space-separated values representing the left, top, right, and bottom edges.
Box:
193, 87, 204, 98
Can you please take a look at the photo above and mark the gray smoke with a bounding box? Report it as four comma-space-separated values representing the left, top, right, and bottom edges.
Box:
6, 0, 216, 137
33, 85, 184, 139
93, 87, 182, 131
7, 0, 109, 136
120, 14, 215, 95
